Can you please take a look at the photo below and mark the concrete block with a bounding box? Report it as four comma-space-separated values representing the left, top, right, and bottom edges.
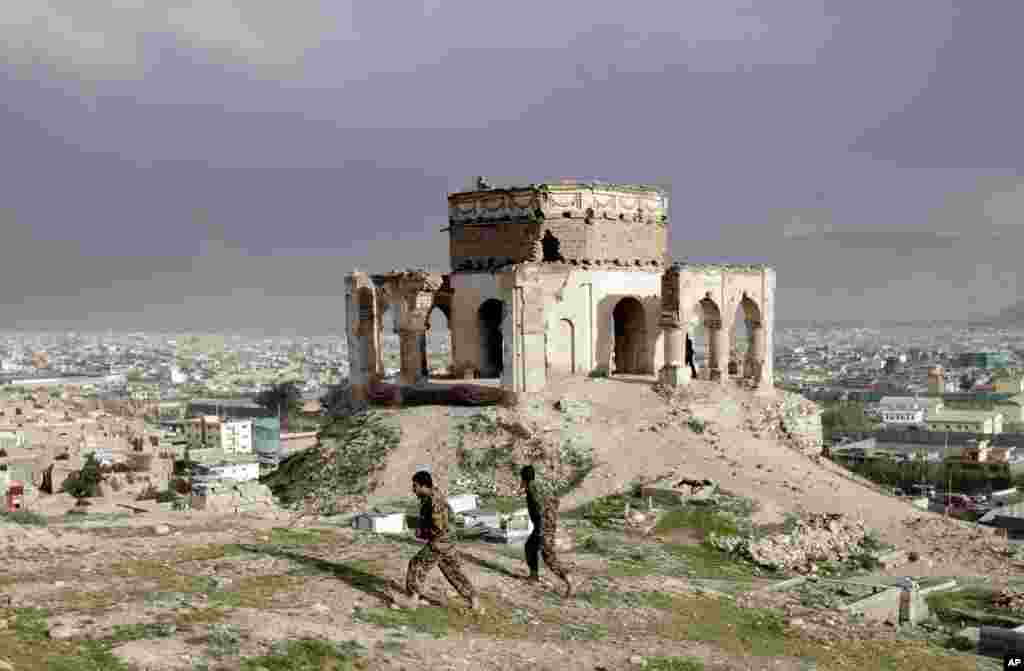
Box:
839, 587, 903, 623
447, 494, 478, 514
352, 512, 406, 535
462, 509, 500, 529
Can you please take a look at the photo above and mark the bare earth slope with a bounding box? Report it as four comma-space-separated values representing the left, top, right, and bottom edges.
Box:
374, 375, 1013, 579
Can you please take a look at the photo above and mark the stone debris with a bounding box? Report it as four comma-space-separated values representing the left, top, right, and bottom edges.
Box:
717, 513, 873, 573
748, 392, 824, 457
993, 589, 1024, 614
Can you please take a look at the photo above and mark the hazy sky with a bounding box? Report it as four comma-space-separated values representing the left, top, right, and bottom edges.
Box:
2, 1, 1023, 332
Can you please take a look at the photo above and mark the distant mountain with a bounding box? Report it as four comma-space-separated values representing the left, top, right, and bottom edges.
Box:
775, 319, 969, 329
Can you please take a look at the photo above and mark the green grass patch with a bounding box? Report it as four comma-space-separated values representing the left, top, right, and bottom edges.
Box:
47, 640, 131, 671
654, 508, 741, 539
1, 510, 48, 526
240, 638, 369, 671
228, 574, 306, 609
645, 657, 706, 671
579, 531, 763, 580
576, 588, 675, 610
565, 493, 631, 528
663, 543, 765, 579
108, 622, 178, 642
269, 527, 336, 546
477, 495, 524, 514
925, 585, 1024, 627
651, 594, 979, 671
56, 589, 122, 612
654, 595, 790, 657
11, 607, 50, 641
205, 623, 241, 659
560, 622, 608, 641
352, 605, 450, 639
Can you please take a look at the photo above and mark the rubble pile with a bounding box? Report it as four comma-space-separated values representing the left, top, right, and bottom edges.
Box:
192, 481, 278, 513
719, 513, 872, 573
992, 589, 1024, 614
748, 393, 823, 457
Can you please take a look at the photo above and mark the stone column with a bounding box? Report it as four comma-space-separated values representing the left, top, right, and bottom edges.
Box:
707, 320, 728, 382
659, 325, 689, 387
747, 321, 765, 384
398, 328, 427, 386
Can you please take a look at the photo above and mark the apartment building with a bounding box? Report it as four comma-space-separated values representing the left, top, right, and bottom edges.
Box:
183, 416, 253, 453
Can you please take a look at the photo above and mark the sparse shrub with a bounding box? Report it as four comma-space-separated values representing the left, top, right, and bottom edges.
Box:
136, 484, 159, 501
1, 510, 48, 526
206, 623, 241, 658
63, 453, 103, 499
262, 409, 401, 516
687, 416, 706, 434
156, 488, 180, 504
108, 476, 122, 492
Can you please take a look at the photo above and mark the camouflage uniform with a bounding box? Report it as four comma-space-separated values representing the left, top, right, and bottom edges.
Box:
524, 480, 570, 582
406, 488, 477, 602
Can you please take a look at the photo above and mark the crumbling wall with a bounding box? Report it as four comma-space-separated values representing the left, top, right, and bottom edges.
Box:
753, 392, 823, 457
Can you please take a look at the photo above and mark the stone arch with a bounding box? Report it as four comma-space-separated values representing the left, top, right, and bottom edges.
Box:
687, 296, 722, 380
423, 303, 452, 377
478, 299, 504, 378
548, 317, 576, 376
731, 294, 763, 380
354, 287, 378, 380
377, 300, 399, 376
612, 297, 646, 374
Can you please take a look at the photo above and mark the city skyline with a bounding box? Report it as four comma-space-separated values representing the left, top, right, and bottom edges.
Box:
3, 2, 1023, 331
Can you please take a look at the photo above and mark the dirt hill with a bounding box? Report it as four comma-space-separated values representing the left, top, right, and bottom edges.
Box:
370, 375, 1012, 578
0, 376, 1017, 671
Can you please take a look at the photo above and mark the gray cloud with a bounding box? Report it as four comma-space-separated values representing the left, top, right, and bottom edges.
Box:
0, 0, 335, 81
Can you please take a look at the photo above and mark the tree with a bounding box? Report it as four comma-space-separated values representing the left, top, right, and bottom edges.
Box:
959, 373, 975, 392
254, 381, 303, 432
63, 453, 104, 499
821, 401, 876, 442
262, 408, 400, 519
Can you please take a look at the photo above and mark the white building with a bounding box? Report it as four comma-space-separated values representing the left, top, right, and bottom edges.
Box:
878, 396, 927, 426
170, 367, 188, 385
219, 419, 253, 454
192, 461, 260, 484
183, 417, 253, 454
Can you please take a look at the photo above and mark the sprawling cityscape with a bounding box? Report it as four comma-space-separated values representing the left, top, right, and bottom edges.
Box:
7, 2, 1024, 667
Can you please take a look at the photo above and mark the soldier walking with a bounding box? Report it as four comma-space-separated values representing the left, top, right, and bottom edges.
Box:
405, 470, 482, 612
685, 333, 698, 379
521, 465, 575, 597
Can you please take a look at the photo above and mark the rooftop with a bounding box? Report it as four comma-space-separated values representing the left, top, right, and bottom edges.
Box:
448, 180, 667, 198
926, 409, 1003, 422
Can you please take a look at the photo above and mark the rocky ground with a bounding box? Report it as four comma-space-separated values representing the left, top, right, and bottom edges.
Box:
1, 375, 1019, 670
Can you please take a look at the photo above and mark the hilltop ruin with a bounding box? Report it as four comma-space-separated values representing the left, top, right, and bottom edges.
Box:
345, 180, 775, 398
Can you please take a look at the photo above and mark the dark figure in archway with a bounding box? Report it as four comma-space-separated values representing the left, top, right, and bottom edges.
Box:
541, 230, 564, 263
685, 334, 697, 379
478, 299, 505, 378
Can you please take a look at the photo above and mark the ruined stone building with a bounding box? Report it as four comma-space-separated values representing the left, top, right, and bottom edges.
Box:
345, 180, 774, 396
